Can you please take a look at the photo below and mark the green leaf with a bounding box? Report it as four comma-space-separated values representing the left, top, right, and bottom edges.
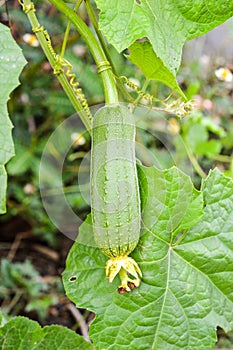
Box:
138, 166, 204, 240
0, 23, 26, 213
36, 325, 93, 350
196, 140, 222, 158
0, 316, 93, 350
0, 259, 48, 298
6, 144, 33, 176
185, 123, 208, 151
63, 166, 233, 349
96, 0, 233, 74
25, 296, 58, 322
182, 115, 224, 157
201, 117, 226, 138
127, 41, 186, 98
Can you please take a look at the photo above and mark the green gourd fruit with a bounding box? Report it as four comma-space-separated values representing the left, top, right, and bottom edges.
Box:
91, 104, 142, 292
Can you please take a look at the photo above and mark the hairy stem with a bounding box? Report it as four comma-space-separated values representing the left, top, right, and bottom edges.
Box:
21, 0, 92, 132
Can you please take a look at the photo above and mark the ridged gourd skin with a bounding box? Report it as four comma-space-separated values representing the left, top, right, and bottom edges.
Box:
91, 104, 141, 259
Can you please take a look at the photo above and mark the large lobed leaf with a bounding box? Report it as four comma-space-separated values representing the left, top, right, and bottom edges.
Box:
95, 0, 233, 76
0, 316, 93, 350
0, 23, 26, 213
63, 166, 233, 349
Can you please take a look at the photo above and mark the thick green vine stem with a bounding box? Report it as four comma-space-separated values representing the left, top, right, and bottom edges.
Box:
84, 0, 134, 103
19, 0, 92, 132
48, 0, 118, 105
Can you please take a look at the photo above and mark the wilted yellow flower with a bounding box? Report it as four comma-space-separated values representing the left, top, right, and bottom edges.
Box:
23, 33, 39, 47
215, 67, 233, 82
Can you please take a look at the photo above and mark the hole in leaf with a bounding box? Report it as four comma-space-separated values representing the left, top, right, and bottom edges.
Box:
136, 0, 141, 4
69, 276, 77, 282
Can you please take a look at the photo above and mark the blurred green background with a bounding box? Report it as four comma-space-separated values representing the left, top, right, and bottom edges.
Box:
0, 1, 233, 346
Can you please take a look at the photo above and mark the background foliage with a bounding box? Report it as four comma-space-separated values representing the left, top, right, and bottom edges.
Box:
0, 1, 233, 349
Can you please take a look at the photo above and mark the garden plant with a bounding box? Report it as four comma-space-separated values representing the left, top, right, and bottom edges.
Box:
0, 1, 233, 349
